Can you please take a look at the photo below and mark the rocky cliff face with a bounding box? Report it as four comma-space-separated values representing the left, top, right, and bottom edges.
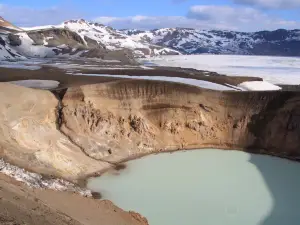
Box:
61, 80, 300, 163
0, 83, 109, 182
1, 80, 300, 184
123, 28, 300, 56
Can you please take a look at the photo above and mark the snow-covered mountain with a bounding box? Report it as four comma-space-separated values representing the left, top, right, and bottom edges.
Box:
0, 18, 179, 61
0, 37, 26, 60
123, 28, 300, 56
0, 17, 26, 60
60, 20, 179, 56
2, 16, 300, 61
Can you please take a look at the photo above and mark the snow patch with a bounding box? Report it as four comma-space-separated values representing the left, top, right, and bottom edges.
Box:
0, 159, 91, 197
238, 81, 282, 91
57, 44, 68, 49
13, 33, 56, 58
139, 65, 154, 70
22, 25, 58, 31
149, 55, 300, 85
10, 80, 60, 90
75, 74, 236, 91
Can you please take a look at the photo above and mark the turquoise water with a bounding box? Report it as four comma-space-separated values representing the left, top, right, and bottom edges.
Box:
87, 149, 300, 225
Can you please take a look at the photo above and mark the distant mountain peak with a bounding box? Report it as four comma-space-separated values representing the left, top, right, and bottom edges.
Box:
63, 19, 107, 28
0, 16, 23, 34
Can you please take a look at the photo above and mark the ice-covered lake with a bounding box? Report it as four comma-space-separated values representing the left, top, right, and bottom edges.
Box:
88, 149, 300, 225
147, 55, 300, 85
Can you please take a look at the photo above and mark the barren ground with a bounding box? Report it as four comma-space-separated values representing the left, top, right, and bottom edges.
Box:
0, 174, 148, 225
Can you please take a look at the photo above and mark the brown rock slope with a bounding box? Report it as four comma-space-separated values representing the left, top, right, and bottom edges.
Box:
0, 83, 149, 225
61, 79, 300, 167
0, 16, 22, 33
0, 174, 148, 225
0, 83, 109, 182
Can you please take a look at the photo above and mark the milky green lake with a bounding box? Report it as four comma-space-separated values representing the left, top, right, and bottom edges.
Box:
87, 149, 300, 225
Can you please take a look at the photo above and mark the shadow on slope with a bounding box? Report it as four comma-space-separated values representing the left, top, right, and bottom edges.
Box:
249, 154, 300, 225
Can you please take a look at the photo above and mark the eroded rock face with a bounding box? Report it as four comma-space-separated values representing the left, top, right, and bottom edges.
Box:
61, 80, 300, 163
0, 83, 109, 182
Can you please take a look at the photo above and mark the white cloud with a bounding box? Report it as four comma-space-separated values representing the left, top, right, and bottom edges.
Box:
94, 15, 235, 30
233, 0, 300, 9
0, 4, 84, 27
94, 5, 300, 31
0, 3, 298, 32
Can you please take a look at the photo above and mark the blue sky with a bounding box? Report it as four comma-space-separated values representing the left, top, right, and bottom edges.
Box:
1, 0, 236, 17
1, 0, 300, 31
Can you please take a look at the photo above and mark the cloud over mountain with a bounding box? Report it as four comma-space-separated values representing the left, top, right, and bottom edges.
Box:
94, 5, 299, 31
233, 0, 300, 9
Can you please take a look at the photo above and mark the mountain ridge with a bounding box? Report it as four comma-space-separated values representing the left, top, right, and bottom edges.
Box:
122, 27, 300, 56
0, 16, 23, 34
1, 16, 300, 61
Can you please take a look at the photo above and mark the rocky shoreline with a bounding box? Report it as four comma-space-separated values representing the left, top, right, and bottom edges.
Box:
0, 172, 149, 225
0, 158, 92, 196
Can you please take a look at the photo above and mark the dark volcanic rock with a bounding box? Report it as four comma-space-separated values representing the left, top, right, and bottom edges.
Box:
84, 36, 106, 49
0, 36, 6, 46
27, 28, 86, 48
8, 34, 21, 46
80, 49, 137, 64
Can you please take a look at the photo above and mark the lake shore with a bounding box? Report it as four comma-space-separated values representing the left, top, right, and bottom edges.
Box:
0, 173, 149, 225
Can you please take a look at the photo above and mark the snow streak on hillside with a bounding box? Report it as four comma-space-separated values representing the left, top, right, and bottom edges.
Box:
0, 36, 26, 60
